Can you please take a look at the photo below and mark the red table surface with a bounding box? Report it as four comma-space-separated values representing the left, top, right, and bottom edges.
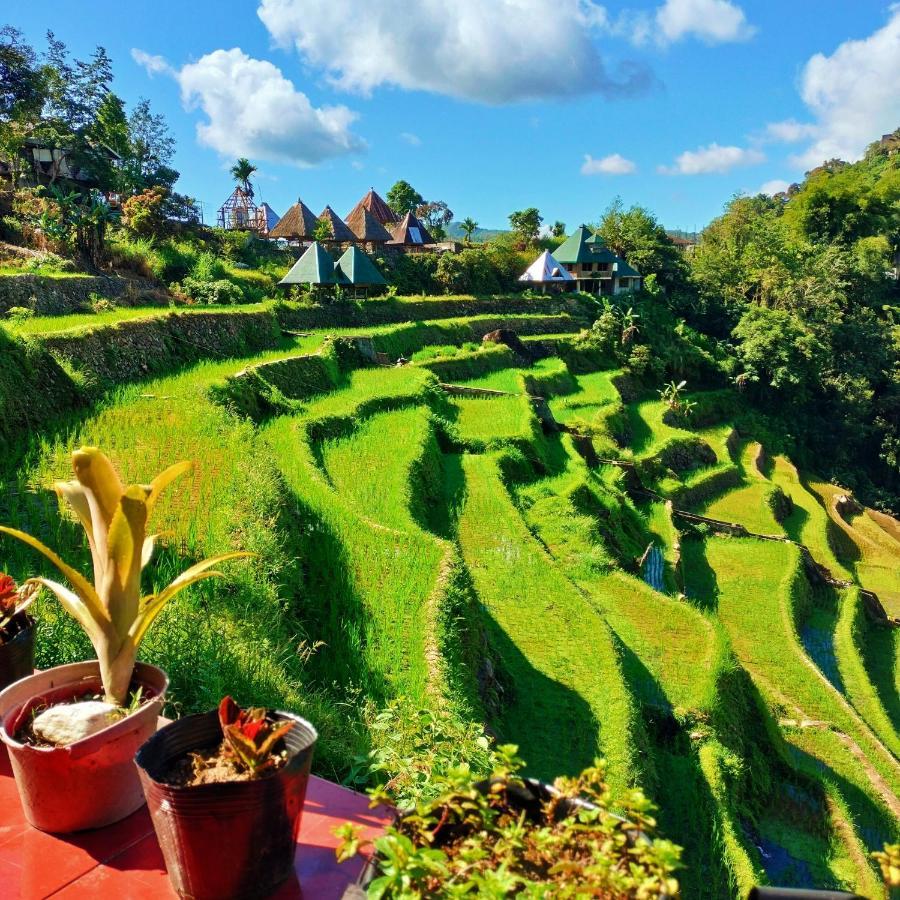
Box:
0, 742, 391, 899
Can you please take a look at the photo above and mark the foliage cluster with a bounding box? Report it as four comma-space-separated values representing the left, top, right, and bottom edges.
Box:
337, 747, 682, 899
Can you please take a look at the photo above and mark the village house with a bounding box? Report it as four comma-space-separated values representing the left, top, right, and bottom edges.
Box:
548, 226, 642, 294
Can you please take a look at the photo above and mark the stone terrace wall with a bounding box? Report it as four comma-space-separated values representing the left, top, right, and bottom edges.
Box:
0, 273, 166, 315
39, 309, 281, 385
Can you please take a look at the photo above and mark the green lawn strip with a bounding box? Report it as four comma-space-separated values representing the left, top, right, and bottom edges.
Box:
706, 536, 900, 831
455, 452, 638, 791
0, 358, 356, 775
319, 407, 434, 531
770, 457, 849, 577
833, 588, 900, 756
807, 480, 900, 618
11, 301, 271, 336
449, 394, 536, 446
265, 413, 441, 706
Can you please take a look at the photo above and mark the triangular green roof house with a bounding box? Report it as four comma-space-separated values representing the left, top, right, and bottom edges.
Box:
279, 241, 336, 285
335, 246, 386, 286
554, 226, 617, 265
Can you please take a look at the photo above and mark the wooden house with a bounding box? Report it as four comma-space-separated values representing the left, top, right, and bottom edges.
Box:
344, 204, 392, 251
316, 206, 356, 245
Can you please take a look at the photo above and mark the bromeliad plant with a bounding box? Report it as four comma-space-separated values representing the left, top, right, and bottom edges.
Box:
0, 575, 38, 643
0, 447, 250, 707
217, 696, 296, 776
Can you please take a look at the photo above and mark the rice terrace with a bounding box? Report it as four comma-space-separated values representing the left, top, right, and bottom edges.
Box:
0, 4, 898, 898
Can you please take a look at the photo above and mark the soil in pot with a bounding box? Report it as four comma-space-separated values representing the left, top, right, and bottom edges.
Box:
136, 707, 317, 900
0, 612, 35, 691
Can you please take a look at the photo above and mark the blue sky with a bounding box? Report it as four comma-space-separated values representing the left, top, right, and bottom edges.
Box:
6, 1, 900, 232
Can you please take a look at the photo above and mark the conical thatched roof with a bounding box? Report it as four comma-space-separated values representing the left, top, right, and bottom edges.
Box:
351, 188, 399, 226
387, 212, 434, 246
279, 241, 336, 285
344, 204, 392, 243
335, 246, 387, 286
269, 198, 318, 240
317, 206, 356, 243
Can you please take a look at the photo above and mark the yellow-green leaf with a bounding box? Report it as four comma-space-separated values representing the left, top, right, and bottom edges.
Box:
72, 447, 123, 530
0, 525, 109, 624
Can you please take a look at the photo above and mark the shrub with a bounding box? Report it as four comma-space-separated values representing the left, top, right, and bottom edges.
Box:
5, 306, 34, 323
121, 187, 169, 237
179, 276, 244, 305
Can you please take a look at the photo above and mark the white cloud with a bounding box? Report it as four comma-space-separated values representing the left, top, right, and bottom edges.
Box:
581, 153, 637, 175
134, 47, 364, 167
756, 179, 791, 196
130, 48, 173, 77
763, 119, 817, 144
788, 6, 900, 168
654, 0, 755, 44
400, 132, 422, 147
660, 142, 765, 175
256, 0, 653, 104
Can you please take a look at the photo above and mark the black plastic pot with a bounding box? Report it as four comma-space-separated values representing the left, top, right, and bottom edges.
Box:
135, 708, 318, 900
748, 889, 863, 899
0, 614, 35, 692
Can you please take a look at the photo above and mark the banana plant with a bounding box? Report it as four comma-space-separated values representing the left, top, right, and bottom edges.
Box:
0, 448, 250, 706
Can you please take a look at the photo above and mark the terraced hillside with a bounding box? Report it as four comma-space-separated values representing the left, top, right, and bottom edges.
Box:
0, 294, 896, 897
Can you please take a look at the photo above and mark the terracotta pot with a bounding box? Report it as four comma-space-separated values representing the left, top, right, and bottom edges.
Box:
0, 613, 35, 691
135, 708, 317, 900
0, 660, 168, 833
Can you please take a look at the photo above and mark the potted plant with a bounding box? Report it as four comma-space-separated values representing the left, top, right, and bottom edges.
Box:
0, 575, 38, 691
135, 695, 318, 900
336, 747, 682, 898
0, 447, 249, 833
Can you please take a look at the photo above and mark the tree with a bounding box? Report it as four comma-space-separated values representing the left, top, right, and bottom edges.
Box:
416, 200, 453, 241
122, 98, 178, 194
597, 199, 689, 298
551, 220, 566, 238
508, 207, 543, 247
313, 216, 332, 242
387, 180, 424, 217
0, 27, 46, 187
460, 217, 479, 243
230, 158, 257, 198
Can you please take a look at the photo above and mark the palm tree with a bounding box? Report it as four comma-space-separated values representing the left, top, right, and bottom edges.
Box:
230, 158, 257, 198
460, 216, 479, 244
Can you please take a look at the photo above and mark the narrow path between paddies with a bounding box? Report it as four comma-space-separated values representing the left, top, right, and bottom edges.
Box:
454, 452, 638, 792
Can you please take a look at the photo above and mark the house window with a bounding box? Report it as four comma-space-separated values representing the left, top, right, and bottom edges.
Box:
599, 263, 610, 272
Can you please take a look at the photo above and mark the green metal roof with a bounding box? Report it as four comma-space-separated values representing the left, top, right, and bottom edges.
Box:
279, 241, 336, 285
554, 226, 641, 275
335, 246, 386, 286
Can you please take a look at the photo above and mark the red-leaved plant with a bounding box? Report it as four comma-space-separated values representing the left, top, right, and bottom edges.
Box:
0, 574, 38, 641
218, 696, 295, 776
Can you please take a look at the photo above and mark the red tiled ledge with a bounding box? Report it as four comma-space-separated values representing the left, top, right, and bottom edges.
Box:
0, 738, 391, 898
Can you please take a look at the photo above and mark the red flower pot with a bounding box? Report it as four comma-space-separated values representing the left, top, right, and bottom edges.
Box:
135, 708, 318, 900
0, 659, 168, 832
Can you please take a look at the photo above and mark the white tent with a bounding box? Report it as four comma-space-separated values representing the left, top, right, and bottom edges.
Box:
519, 250, 574, 284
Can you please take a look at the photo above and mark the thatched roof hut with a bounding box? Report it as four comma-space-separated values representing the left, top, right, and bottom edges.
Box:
317, 206, 356, 243
350, 189, 399, 226
387, 212, 434, 249
344, 205, 392, 245
279, 241, 336, 286
269, 198, 318, 241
